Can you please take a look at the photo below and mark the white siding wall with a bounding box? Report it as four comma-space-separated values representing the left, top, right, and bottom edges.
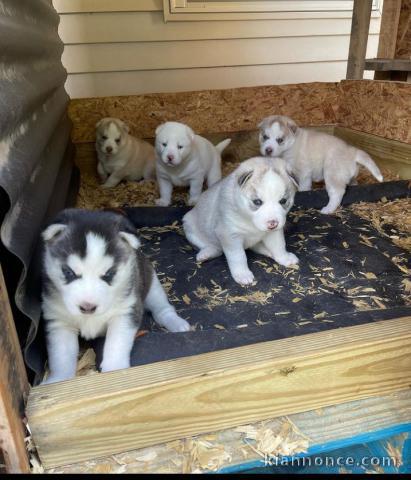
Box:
54, 0, 381, 99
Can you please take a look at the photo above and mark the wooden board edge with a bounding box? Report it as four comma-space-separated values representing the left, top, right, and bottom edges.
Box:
0, 265, 30, 473
334, 126, 411, 177
27, 316, 411, 468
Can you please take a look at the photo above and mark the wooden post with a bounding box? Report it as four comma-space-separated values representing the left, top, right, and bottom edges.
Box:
0, 264, 30, 473
346, 0, 373, 79
375, 0, 402, 80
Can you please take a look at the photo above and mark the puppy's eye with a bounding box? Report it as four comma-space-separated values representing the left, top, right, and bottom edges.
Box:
101, 267, 116, 285
177, 145, 183, 150
162, 142, 167, 147
102, 135, 108, 140
277, 137, 284, 145
115, 137, 121, 144
280, 197, 287, 205
253, 198, 263, 207
262, 134, 269, 141
62, 265, 79, 283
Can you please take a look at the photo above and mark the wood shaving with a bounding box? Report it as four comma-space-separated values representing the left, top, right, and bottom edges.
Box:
350, 198, 411, 252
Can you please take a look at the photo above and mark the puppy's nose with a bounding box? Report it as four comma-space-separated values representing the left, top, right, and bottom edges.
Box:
167, 154, 174, 162
267, 220, 278, 230
265, 147, 273, 155
79, 302, 97, 314
106, 146, 113, 153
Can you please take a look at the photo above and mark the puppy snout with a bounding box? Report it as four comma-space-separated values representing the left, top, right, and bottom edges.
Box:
267, 220, 278, 230
167, 154, 174, 163
106, 146, 113, 154
79, 302, 97, 314
265, 147, 273, 156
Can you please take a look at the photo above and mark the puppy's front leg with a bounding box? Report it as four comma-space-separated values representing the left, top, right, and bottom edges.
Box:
188, 176, 204, 206
219, 234, 255, 285
102, 173, 122, 188
155, 176, 173, 206
144, 271, 190, 332
100, 315, 138, 372
42, 325, 79, 384
97, 161, 108, 182
263, 229, 299, 267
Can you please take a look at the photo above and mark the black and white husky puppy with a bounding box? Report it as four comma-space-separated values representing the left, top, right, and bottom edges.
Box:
41, 209, 190, 384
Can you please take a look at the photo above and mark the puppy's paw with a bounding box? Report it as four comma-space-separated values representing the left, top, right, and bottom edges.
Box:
41, 374, 72, 385
232, 269, 255, 286
155, 198, 171, 207
100, 358, 130, 373
276, 252, 299, 267
196, 247, 220, 263
161, 313, 191, 332
101, 182, 116, 189
320, 205, 337, 215
188, 197, 200, 207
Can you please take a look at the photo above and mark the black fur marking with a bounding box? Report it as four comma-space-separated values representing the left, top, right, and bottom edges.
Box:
41, 209, 139, 272
238, 170, 253, 188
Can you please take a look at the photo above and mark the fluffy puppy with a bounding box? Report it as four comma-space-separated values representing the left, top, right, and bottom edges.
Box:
154, 121, 231, 206
259, 115, 383, 214
183, 156, 298, 286
41, 209, 190, 384
96, 117, 155, 188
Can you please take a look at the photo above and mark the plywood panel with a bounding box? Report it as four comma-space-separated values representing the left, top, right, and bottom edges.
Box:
58, 12, 382, 44
68, 81, 339, 143
338, 80, 411, 144
65, 61, 348, 99
62, 35, 379, 74
26, 317, 411, 469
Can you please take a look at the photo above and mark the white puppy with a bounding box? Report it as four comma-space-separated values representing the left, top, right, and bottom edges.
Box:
96, 117, 155, 188
183, 156, 298, 286
154, 121, 231, 206
259, 115, 383, 214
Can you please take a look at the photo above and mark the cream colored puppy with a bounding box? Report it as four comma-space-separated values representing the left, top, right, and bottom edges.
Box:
259, 115, 383, 214
155, 121, 231, 206
96, 117, 155, 188
183, 156, 298, 286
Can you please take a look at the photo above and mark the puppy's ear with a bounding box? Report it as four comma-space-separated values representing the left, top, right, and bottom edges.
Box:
238, 170, 253, 188
118, 120, 130, 134
272, 158, 298, 190
95, 118, 105, 130
119, 220, 141, 250
286, 118, 298, 135
155, 123, 165, 136
287, 172, 299, 190
119, 232, 141, 250
42, 223, 68, 242
185, 125, 195, 142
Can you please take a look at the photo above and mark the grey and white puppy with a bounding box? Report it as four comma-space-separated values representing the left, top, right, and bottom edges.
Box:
183, 156, 298, 286
154, 121, 231, 206
41, 209, 190, 384
259, 115, 383, 214
96, 117, 156, 188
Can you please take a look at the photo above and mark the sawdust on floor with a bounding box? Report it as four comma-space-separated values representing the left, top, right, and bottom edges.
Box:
74, 145, 399, 209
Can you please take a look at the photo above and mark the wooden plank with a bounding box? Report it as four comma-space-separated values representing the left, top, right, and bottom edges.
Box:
346, 0, 373, 79
365, 58, 411, 71
27, 317, 411, 469
374, 0, 402, 80
334, 126, 411, 179
62, 35, 379, 74
52, 0, 162, 13
0, 265, 30, 473
57, 12, 382, 45
42, 390, 411, 473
